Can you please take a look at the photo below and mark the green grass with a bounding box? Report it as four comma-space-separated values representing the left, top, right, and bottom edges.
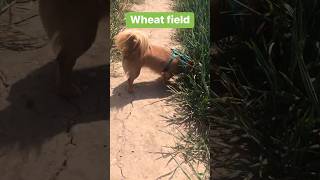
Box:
110, 0, 140, 62
110, 0, 138, 40
0, 0, 14, 13
0, 0, 12, 8
111, 0, 211, 178
110, 0, 145, 42
163, 0, 210, 179
210, 0, 320, 179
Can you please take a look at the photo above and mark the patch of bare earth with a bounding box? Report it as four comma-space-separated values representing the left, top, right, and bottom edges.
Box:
0, 1, 109, 180
110, 0, 205, 179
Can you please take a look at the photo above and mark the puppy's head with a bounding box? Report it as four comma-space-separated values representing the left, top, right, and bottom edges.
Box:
114, 30, 149, 57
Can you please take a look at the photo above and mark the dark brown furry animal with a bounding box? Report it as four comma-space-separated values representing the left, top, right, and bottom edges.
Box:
39, 0, 109, 97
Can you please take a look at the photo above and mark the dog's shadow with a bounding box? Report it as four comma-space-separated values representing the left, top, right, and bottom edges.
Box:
0, 61, 109, 152
110, 78, 172, 109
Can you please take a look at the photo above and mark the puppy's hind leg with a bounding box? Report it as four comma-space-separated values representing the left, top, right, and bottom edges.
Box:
161, 72, 173, 84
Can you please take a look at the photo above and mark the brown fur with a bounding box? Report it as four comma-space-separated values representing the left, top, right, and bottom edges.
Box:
39, 0, 109, 97
114, 30, 182, 93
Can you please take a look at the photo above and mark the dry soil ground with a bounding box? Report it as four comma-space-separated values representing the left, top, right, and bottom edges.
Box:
110, 0, 205, 179
0, 1, 204, 180
0, 1, 109, 180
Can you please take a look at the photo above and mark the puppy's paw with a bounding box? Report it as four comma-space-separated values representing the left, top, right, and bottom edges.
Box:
161, 72, 172, 84
161, 78, 170, 85
127, 87, 134, 94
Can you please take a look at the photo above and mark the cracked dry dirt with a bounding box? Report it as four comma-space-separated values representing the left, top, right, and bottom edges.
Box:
0, 2, 108, 180
110, 0, 204, 179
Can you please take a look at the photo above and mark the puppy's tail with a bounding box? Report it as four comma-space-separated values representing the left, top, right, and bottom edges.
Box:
114, 29, 149, 58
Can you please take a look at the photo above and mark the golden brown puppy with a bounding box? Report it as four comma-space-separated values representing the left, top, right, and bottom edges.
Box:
114, 29, 192, 93
39, 0, 109, 97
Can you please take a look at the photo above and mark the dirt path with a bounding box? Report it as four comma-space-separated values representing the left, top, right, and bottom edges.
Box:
110, 0, 202, 179
0, 2, 109, 180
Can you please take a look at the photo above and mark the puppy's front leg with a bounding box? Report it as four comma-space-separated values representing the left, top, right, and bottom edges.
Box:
127, 66, 141, 93
127, 77, 135, 93
56, 52, 81, 97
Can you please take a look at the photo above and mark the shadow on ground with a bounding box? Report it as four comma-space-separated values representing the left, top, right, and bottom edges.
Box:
0, 61, 109, 152
110, 77, 171, 109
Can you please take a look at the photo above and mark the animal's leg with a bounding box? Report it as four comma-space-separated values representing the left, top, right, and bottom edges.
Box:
55, 20, 98, 97
127, 67, 141, 93
161, 72, 173, 84
39, 0, 100, 97
55, 51, 81, 97
127, 77, 135, 94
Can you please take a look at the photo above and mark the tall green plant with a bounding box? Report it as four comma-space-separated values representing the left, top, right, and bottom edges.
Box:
210, 0, 320, 178
165, 0, 210, 179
